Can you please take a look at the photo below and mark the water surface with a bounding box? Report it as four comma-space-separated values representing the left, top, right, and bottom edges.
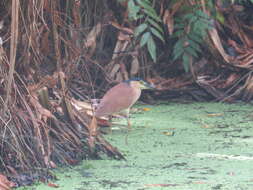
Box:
19, 102, 253, 190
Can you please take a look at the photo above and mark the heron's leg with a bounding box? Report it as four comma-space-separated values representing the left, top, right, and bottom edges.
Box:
123, 108, 131, 145
127, 118, 131, 130
108, 115, 113, 133
124, 108, 131, 130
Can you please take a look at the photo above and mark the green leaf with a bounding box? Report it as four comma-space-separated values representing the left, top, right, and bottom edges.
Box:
142, 0, 151, 3
188, 39, 201, 52
174, 23, 185, 30
134, 23, 148, 37
188, 15, 198, 24
147, 36, 156, 62
136, 0, 154, 11
188, 32, 202, 43
192, 20, 202, 31
180, 4, 192, 12
147, 18, 163, 33
150, 27, 164, 42
134, 14, 145, 20
185, 46, 198, 58
182, 53, 190, 72
136, 0, 160, 22
196, 10, 210, 20
128, 0, 135, 10
174, 38, 184, 52
173, 39, 185, 61
171, 30, 184, 38
143, 9, 162, 22
136, 0, 161, 22
183, 13, 194, 21
192, 21, 209, 38
172, 46, 184, 61
128, 0, 140, 20
206, 1, 215, 8
140, 32, 151, 47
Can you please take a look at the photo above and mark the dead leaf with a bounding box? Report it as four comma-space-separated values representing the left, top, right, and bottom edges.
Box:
130, 56, 139, 76
209, 28, 232, 63
110, 63, 121, 78
142, 108, 151, 111
41, 30, 50, 55
170, 0, 184, 16
110, 21, 133, 35
201, 124, 212, 128
162, 131, 174, 136
222, 73, 239, 88
144, 184, 177, 187
162, 1, 183, 35
5, 166, 18, 176
206, 113, 223, 117
0, 174, 16, 190
163, 10, 174, 35
112, 40, 129, 60
66, 158, 79, 165
118, 32, 131, 41
71, 98, 93, 111
29, 96, 55, 122
84, 22, 102, 48
49, 161, 57, 169
48, 183, 59, 188
192, 181, 208, 184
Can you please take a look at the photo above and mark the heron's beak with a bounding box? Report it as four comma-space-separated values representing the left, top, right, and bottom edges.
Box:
142, 82, 156, 90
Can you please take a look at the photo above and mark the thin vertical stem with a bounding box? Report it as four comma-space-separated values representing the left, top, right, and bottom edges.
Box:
4, 0, 19, 113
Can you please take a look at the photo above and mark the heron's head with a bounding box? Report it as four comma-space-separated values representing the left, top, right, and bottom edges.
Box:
125, 78, 155, 90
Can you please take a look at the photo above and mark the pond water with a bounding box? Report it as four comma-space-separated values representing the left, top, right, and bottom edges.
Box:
18, 102, 253, 190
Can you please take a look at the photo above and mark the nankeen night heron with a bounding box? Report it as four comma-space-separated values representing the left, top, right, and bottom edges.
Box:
95, 78, 155, 129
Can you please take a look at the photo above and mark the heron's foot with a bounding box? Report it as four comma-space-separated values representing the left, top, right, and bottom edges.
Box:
127, 120, 132, 131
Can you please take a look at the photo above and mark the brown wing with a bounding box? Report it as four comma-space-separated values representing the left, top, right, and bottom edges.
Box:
95, 83, 141, 117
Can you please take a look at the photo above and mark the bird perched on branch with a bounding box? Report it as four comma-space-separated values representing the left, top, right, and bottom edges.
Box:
95, 78, 155, 129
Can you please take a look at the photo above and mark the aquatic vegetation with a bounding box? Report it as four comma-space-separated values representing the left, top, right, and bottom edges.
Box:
18, 102, 253, 190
